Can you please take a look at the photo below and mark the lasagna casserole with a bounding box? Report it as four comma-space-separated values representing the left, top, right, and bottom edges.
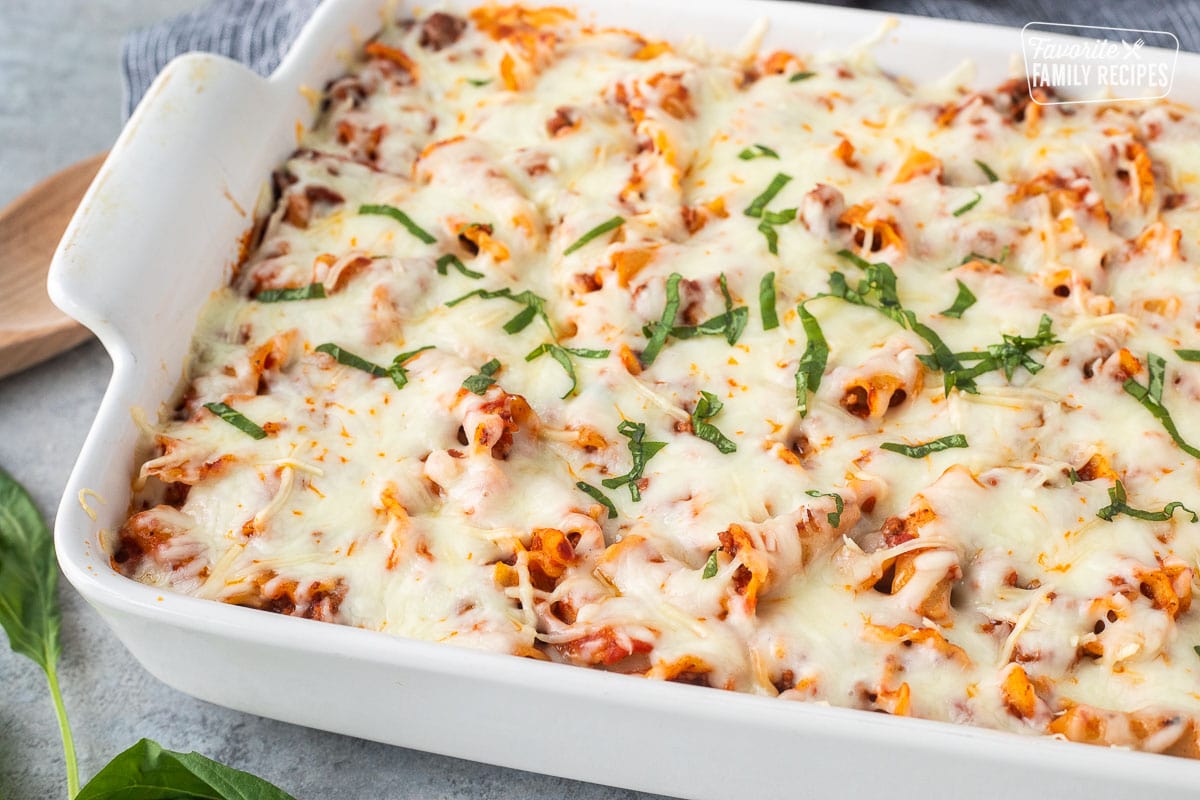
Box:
116, 4, 1200, 756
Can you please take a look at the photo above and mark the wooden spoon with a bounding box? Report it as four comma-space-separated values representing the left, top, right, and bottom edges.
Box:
0, 153, 106, 380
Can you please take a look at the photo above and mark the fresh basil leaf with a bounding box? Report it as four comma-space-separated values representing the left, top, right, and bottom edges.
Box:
203, 402, 268, 440
975, 159, 999, 183
463, 358, 501, 395
960, 245, 1009, 265
359, 203, 436, 244
467, 77, 492, 86
759, 272, 779, 330
1194, 645, 1200, 659
255, 283, 325, 303
526, 343, 610, 398
75, 738, 296, 800
575, 481, 617, 519
0, 467, 79, 794
601, 420, 666, 502
387, 346, 434, 390
756, 208, 796, 255
805, 489, 845, 528
795, 305, 828, 418
744, 173, 792, 218
641, 273, 682, 366
1124, 353, 1200, 459
880, 434, 969, 458
1176, 349, 1200, 362
738, 144, 779, 160
563, 216, 624, 256
1096, 480, 1199, 523
789, 71, 815, 82
447, 287, 552, 335
690, 390, 737, 453
952, 191, 982, 217
1067, 467, 1081, 484
701, 549, 720, 579
315, 343, 387, 377
436, 253, 484, 279
941, 280, 977, 319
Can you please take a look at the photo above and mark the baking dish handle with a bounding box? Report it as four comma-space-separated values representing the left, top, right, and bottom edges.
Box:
48, 53, 285, 356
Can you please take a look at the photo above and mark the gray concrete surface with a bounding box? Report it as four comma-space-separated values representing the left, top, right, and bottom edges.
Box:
0, 2, 668, 798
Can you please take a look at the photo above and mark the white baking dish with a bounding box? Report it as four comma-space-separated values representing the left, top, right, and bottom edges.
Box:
48, 1, 1200, 797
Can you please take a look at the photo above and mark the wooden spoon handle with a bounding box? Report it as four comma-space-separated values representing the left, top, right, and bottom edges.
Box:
0, 153, 106, 380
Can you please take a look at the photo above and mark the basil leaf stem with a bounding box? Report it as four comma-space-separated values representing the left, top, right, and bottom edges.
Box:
0, 467, 78, 795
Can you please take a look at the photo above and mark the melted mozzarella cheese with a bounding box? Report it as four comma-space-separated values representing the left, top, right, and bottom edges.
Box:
116, 4, 1200, 757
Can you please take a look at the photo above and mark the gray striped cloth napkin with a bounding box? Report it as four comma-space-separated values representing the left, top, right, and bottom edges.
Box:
123, 0, 1199, 117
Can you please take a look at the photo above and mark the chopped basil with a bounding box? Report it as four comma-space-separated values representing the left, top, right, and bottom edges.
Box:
952, 191, 982, 217
203, 402, 268, 440
756, 207, 796, 254
1176, 349, 1200, 362
690, 390, 737, 454
789, 71, 815, 82
463, 358, 501, 395
827, 252, 973, 394
974, 159, 999, 183
1194, 645, 1200, 659
314, 343, 387, 377
960, 246, 1009, 265
795, 304, 828, 418
563, 216, 624, 256
576, 481, 617, 519
744, 173, 792, 218
526, 342, 609, 398
1067, 467, 1081, 484
738, 144, 780, 160
601, 420, 666, 502
646, 274, 748, 349
388, 346, 434, 389
436, 253, 484, 279
255, 283, 326, 303
467, 77, 492, 86
1123, 352, 1200, 459
447, 287, 552, 335
941, 280, 977, 319
640, 273, 683, 366
759, 271, 779, 330
1096, 480, 1198, 523
880, 434, 968, 458
358, 204, 436, 244
701, 549, 720, 579
916, 314, 1059, 393
805, 489, 844, 528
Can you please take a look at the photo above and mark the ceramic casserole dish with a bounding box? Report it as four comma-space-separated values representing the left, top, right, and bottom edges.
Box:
48, 1, 1200, 797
